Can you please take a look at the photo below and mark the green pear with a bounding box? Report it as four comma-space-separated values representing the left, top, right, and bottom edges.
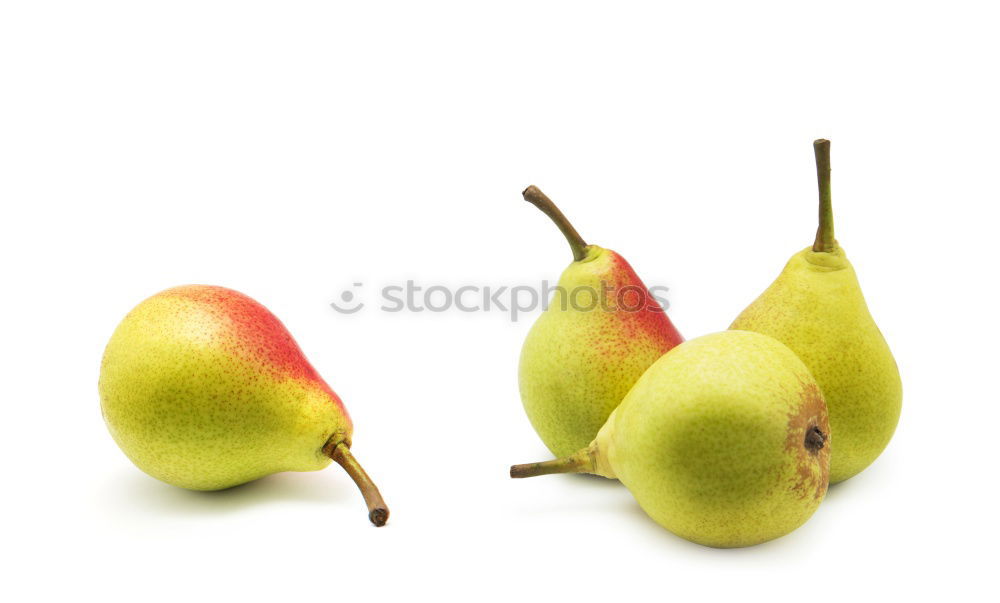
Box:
731, 140, 902, 483
511, 331, 830, 548
518, 185, 684, 458
99, 285, 389, 526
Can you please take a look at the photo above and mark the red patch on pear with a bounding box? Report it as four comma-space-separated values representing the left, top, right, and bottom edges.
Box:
604, 251, 684, 351
162, 285, 347, 414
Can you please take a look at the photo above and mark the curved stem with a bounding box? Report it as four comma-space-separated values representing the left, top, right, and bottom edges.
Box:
812, 139, 837, 252
510, 448, 594, 479
522, 185, 589, 262
325, 441, 389, 527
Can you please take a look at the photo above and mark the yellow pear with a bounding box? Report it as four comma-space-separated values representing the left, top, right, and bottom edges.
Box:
731, 140, 902, 483
511, 331, 830, 548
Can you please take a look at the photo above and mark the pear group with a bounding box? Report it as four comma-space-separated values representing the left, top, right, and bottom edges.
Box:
511, 140, 900, 547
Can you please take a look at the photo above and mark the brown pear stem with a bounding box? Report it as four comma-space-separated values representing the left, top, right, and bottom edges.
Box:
510, 449, 594, 479
812, 139, 837, 252
325, 441, 389, 527
522, 185, 589, 262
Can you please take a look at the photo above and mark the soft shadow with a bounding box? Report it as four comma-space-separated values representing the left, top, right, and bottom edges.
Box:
822, 464, 883, 502
616, 500, 727, 553
614, 495, 827, 557
108, 469, 353, 517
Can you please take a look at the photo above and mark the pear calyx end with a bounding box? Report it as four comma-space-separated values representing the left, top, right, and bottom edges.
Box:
804, 426, 827, 454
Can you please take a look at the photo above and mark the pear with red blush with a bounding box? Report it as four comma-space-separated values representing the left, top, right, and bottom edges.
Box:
99, 285, 388, 526
517, 186, 684, 458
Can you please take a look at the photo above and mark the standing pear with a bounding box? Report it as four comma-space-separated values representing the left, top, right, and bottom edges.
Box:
518, 186, 683, 458
731, 140, 902, 483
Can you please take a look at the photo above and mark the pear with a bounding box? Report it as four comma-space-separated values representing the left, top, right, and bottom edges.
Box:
731, 140, 902, 483
99, 285, 389, 526
511, 331, 830, 548
518, 185, 684, 458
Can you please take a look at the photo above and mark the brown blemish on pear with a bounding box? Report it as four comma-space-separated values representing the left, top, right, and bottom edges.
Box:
785, 382, 831, 500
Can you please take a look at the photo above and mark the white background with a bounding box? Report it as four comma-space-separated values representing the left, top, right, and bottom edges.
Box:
2, 2, 996, 601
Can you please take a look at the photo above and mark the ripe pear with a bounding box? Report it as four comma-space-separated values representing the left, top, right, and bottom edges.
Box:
512, 331, 830, 548
731, 140, 902, 483
518, 186, 684, 458
99, 285, 389, 526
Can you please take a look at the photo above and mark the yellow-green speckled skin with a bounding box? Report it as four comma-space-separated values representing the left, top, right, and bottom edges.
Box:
598, 331, 830, 548
99, 285, 352, 490
731, 247, 902, 483
519, 246, 683, 458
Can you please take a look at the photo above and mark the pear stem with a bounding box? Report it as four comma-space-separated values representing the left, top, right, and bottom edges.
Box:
325, 441, 389, 527
510, 449, 594, 479
522, 185, 589, 262
812, 139, 837, 252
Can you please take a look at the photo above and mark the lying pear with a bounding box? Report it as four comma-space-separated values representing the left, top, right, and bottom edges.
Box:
511, 331, 830, 548
518, 185, 683, 458
99, 285, 389, 526
731, 140, 902, 483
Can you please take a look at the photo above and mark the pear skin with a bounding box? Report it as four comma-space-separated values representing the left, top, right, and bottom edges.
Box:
99, 285, 388, 525
512, 331, 830, 548
518, 186, 683, 458
731, 140, 902, 483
